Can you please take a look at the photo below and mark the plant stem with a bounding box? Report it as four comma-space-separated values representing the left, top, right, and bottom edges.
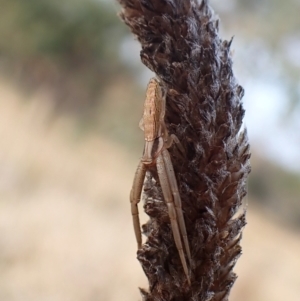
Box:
118, 1, 251, 300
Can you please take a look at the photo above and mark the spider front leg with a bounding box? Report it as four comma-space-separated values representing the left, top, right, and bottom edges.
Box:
130, 161, 147, 249
161, 149, 191, 263
156, 149, 191, 285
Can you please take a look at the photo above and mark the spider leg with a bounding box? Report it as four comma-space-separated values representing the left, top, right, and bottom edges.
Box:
161, 149, 191, 264
156, 153, 191, 285
130, 161, 147, 249
165, 134, 185, 155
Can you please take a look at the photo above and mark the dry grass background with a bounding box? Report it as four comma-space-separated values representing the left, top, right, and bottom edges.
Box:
0, 77, 300, 300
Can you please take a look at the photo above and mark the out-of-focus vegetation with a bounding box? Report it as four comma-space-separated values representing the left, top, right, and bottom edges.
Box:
215, 0, 300, 112
0, 1, 300, 300
249, 154, 300, 228
0, 0, 127, 115
0, 0, 146, 146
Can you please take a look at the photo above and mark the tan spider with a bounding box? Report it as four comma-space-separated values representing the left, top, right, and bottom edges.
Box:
130, 77, 191, 284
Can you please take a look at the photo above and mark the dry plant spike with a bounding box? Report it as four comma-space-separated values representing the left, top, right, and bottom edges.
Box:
119, 0, 251, 300
130, 77, 191, 285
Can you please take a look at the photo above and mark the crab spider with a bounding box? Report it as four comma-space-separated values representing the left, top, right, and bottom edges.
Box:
130, 77, 191, 284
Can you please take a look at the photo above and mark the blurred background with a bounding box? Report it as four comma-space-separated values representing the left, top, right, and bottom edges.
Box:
0, 0, 299, 300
